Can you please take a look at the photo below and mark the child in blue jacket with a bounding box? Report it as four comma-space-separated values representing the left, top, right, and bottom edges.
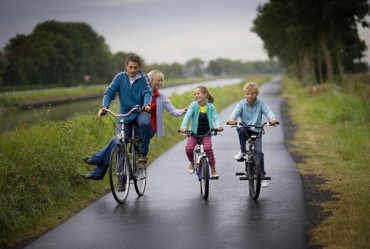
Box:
227, 82, 277, 187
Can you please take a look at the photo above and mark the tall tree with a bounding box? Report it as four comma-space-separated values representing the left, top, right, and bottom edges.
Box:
252, 0, 370, 83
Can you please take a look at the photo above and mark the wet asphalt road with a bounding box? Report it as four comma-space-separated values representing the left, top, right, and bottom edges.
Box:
24, 77, 307, 249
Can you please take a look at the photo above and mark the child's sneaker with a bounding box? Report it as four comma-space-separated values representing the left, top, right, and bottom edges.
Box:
188, 162, 195, 174
261, 180, 268, 188
233, 151, 246, 160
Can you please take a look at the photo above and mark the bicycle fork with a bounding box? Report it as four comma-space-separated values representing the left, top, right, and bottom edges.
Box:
236, 155, 271, 181
237, 158, 255, 181
194, 144, 209, 179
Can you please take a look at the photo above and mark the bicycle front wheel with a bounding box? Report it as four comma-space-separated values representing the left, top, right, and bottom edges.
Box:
199, 157, 209, 199
109, 145, 130, 204
248, 155, 261, 200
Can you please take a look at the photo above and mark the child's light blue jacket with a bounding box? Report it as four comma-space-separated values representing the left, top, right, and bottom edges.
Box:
229, 98, 275, 125
180, 101, 221, 134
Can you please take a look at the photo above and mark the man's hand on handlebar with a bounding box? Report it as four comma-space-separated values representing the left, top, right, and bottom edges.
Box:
143, 104, 151, 112
97, 106, 108, 117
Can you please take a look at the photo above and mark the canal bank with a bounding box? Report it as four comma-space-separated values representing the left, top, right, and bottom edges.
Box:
1, 78, 246, 132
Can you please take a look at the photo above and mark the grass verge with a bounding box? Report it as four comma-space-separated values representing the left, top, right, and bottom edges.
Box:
281, 75, 370, 249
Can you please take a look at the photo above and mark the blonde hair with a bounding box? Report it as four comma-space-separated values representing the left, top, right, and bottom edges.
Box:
195, 85, 214, 103
243, 82, 260, 95
147, 70, 164, 83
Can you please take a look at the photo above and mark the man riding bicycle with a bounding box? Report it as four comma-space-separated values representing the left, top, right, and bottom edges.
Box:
80, 55, 152, 180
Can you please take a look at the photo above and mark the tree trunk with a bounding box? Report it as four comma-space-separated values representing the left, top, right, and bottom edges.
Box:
335, 36, 344, 79
316, 47, 323, 83
320, 32, 334, 82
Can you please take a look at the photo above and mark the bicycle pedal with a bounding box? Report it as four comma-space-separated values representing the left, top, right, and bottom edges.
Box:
261, 176, 271, 180
235, 172, 245, 176
239, 177, 249, 180
137, 166, 146, 171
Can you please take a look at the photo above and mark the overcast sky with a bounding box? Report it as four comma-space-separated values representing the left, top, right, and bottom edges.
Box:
0, 0, 369, 64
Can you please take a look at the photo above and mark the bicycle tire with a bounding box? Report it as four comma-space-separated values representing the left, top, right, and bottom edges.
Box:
133, 164, 147, 196
109, 145, 130, 204
130, 133, 147, 196
199, 157, 209, 199
248, 155, 261, 200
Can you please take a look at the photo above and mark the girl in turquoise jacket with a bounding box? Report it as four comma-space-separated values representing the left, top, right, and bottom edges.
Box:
180, 86, 223, 179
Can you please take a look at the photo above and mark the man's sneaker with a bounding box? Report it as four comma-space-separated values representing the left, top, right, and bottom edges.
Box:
117, 175, 127, 192
80, 173, 99, 180
261, 180, 268, 188
138, 154, 148, 163
233, 151, 246, 161
82, 157, 95, 166
137, 163, 146, 169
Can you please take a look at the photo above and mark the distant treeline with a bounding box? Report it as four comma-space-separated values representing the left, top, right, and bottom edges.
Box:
251, 0, 370, 84
0, 20, 281, 90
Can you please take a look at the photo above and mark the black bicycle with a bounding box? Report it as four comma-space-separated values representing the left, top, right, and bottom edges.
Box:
179, 129, 221, 199
227, 121, 279, 200
103, 106, 148, 204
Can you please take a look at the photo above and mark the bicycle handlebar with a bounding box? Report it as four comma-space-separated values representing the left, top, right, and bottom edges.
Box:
226, 121, 279, 127
178, 128, 221, 137
102, 105, 143, 118
226, 121, 279, 139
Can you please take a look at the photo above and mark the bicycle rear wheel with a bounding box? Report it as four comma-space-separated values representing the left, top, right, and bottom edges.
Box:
109, 145, 130, 204
133, 165, 147, 196
199, 157, 209, 199
130, 136, 147, 196
248, 155, 261, 200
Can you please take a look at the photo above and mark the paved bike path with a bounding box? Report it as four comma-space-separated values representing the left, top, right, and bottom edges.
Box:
24, 77, 307, 249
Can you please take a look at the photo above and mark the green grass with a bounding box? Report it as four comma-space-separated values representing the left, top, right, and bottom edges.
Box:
281, 75, 370, 249
0, 75, 269, 248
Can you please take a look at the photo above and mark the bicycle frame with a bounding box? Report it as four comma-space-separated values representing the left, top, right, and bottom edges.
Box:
104, 106, 147, 204
228, 121, 279, 200
180, 129, 220, 199
193, 140, 208, 175
103, 106, 141, 143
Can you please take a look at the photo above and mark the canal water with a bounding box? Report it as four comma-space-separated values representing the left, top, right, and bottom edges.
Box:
1, 78, 242, 132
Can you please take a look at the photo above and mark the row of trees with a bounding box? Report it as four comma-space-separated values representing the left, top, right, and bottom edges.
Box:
1, 21, 113, 87
251, 0, 369, 84
0, 21, 281, 89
